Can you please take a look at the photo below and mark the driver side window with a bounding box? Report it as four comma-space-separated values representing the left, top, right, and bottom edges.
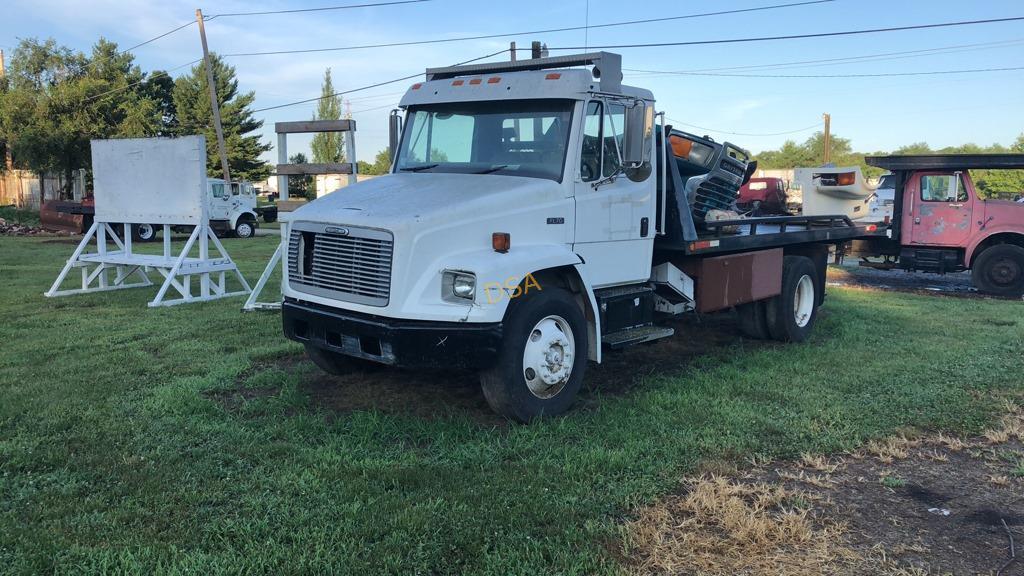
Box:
580, 101, 602, 182
211, 183, 225, 198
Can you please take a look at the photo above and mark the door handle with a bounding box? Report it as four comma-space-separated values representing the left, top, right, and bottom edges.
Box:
948, 203, 963, 208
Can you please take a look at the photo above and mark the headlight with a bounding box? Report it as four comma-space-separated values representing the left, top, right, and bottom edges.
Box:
442, 270, 476, 301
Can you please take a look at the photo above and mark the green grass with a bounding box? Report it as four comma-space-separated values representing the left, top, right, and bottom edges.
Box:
0, 205, 41, 226
1, 234, 1022, 574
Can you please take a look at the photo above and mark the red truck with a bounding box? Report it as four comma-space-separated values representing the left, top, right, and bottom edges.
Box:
737, 177, 788, 215
848, 154, 1024, 297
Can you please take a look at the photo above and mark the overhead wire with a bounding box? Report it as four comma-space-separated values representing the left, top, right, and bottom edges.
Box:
626, 65, 1024, 79
205, 0, 431, 19
222, 0, 835, 57
667, 118, 824, 137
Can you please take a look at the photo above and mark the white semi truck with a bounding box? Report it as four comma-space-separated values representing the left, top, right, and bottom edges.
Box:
279, 53, 875, 421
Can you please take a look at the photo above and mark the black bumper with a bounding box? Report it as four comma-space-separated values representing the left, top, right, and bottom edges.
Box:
282, 299, 502, 369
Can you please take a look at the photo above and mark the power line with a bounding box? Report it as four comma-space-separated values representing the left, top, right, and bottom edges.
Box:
222, 0, 834, 57
624, 37, 1024, 74
206, 0, 430, 19
667, 118, 824, 138
626, 65, 1024, 79
546, 15, 1024, 50
252, 49, 510, 113
82, 59, 199, 103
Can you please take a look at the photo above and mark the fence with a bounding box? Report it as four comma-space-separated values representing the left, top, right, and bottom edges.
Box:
0, 170, 87, 209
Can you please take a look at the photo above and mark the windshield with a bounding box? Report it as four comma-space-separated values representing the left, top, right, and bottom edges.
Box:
395, 99, 574, 181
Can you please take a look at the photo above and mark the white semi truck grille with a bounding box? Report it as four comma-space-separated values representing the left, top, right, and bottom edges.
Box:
287, 222, 393, 306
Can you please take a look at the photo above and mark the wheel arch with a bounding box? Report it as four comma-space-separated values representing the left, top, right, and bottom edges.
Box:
513, 264, 602, 363
230, 210, 259, 229
967, 231, 1024, 267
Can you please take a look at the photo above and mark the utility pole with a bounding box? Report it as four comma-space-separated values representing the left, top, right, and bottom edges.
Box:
195, 9, 232, 184
822, 113, 832, 165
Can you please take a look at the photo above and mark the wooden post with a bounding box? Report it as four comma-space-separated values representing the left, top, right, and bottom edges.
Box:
195, 9, 232, 185
277, 133, 288, 201
822, 113, 831, 165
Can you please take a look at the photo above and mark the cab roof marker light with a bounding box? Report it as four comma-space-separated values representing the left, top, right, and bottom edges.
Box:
411, 83, 422, 90
487, 77, 501, 84
452, 80, 464, 86
545, 73, 561, 80
469, 78, 482, 85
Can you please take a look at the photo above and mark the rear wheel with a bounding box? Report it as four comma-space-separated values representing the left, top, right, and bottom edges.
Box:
765, 255, 819, 342
480, 288, 587, 422
972, 244, 1024, 297
736, 300, 771, 339
132, 223, 158, 242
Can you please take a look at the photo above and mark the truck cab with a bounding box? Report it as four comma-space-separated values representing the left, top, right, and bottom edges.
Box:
280, 52, 870, 421
207, 178, 260, 238
855, 155, 1024, 296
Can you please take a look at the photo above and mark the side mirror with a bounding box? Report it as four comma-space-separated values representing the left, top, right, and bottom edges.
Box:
388, 109, 403, 164
622, 101, 652, 167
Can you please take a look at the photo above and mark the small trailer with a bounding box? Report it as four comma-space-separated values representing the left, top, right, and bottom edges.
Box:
278, 52, 876, 421
847, 154, 1024, 297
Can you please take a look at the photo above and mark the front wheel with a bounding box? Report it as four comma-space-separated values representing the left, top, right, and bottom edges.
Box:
234, 218, 256, 239
480, 288, 587, 422
765, 255, 820, 342
972, 244, 1024, 298
132, 223, 158, 242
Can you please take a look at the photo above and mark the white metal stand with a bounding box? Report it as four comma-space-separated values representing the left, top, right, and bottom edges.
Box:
46, 222, 251, 307
243, 223, 286, 311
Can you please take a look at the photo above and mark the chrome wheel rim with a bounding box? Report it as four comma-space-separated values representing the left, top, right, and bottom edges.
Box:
793, 274, 814, 328
138, 224, 154, 240
522, 315, 575, 399
237, 223, 253, 237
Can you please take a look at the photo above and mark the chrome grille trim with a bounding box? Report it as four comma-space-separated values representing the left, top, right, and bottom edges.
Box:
287, 221, 393, 306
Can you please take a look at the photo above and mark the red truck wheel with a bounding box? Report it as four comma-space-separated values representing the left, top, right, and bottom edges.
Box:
972, 244, 1024, 298
765, 255, 819, 343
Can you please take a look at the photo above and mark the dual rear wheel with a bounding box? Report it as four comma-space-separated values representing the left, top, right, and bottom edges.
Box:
737, 255, 820, 343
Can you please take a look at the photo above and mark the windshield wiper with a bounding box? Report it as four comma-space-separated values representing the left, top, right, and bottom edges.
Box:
473, 164, 509, 175
400, 163, 439, 172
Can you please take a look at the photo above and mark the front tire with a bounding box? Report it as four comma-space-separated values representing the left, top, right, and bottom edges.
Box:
234, 218, 256, 239
765, 255, 819, 342
480, 288, 587, 422
972, 244, 1024, 298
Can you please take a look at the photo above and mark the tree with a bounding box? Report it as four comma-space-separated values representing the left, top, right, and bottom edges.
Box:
287, 152, 313, 199
357, 148, 392, 175
310, 68, 345, 164
172, 54, 270, 181
0, 37, 163, 199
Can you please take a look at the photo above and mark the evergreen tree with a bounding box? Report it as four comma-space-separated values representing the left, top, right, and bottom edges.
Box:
310, 68, 345, 164
172, 54, 271, 181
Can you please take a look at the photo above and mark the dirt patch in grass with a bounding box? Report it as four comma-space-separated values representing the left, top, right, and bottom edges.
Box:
623, 399, 1024, 575
826, 264, 1020, 301
222, 313, 758, 425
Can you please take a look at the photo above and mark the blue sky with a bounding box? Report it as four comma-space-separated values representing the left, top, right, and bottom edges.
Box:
2, 0, 1022, 165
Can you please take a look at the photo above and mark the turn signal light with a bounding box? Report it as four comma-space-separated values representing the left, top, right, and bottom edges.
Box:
492, 232, 511, 253
835, 172, 856, 186
411, 83, 422, 90
865, 224, 878, 232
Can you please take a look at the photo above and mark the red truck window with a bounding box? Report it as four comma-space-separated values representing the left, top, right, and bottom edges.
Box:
920, 174, 968, 202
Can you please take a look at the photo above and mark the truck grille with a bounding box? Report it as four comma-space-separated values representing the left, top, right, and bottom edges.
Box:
287, 222, 393, 306
692, 176, 740, 221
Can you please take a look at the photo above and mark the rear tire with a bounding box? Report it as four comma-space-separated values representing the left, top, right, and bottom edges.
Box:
765, 255, 819, 343
305, 344, 380, 375
736, 300, 771, 340
132, 223, 158, 242
972, 244, 1024, 298
480, 287, 587, 422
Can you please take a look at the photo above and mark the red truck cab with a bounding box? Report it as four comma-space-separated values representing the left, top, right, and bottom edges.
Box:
854, 155, 1024, 297
737, 177, 788, 215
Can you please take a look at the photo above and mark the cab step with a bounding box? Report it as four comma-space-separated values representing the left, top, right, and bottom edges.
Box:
602, 325, 675, 349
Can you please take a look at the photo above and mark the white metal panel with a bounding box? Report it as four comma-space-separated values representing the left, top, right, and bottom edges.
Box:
91, 136, 208, 224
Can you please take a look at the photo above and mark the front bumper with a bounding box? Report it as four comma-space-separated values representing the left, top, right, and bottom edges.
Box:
282, 298, 502, 369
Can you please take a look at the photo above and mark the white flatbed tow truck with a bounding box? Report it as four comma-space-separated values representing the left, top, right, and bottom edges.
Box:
279, 52, 874, 421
